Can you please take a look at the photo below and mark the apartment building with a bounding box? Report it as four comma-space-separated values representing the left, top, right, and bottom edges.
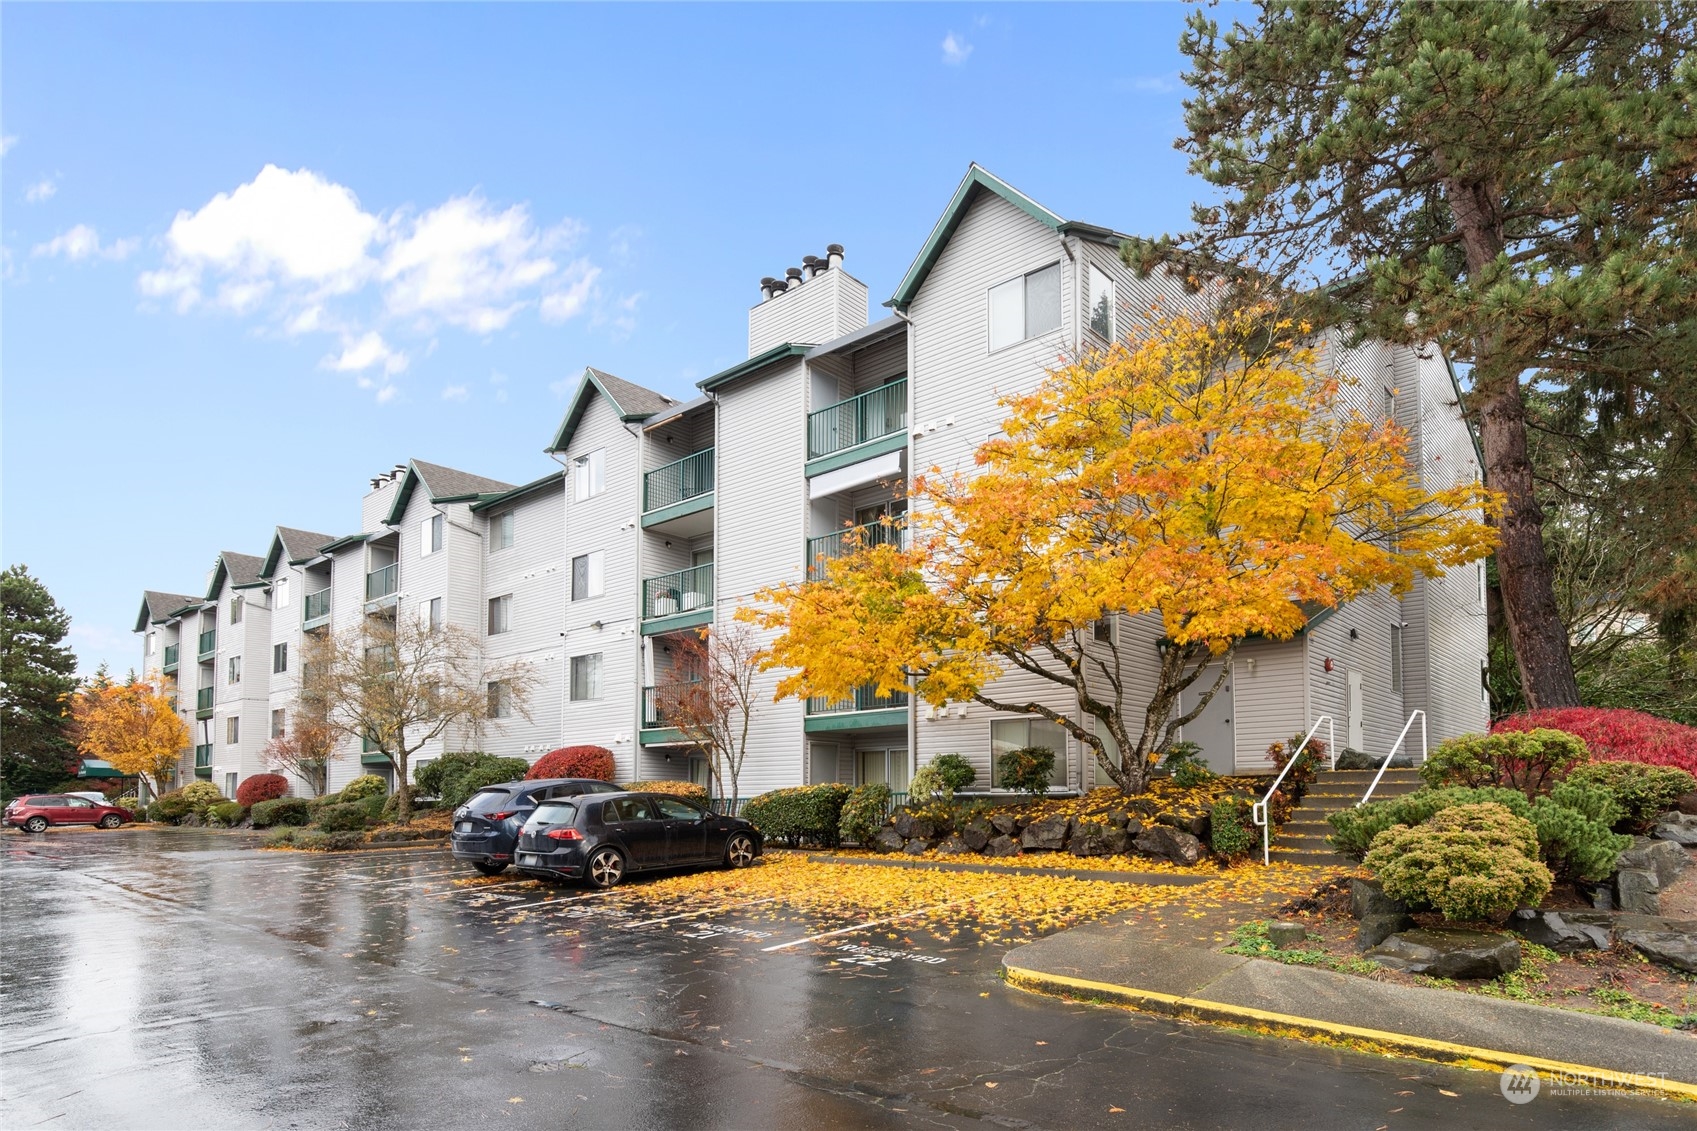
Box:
136, 164, 1489, 802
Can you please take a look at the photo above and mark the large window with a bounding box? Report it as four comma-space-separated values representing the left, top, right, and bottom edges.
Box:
271, 709, 286, 739
1086, 264, 1115, 341
573, 449, 606, 502
570, 653, 602, 701
572, 551, 605, 601
488, 595, 511, 635
990, 718, 1069, 789
857, 748, 910, 792
273, 642, 287, 674
422, 513, 444, 556
487, 680, 511, 718
226, 716, 240, 744
275, 577, 290, 608
426, 596, 443, 631
230, 596, 244, 624
490, 511, 513, 551
988, 263, 1061, 352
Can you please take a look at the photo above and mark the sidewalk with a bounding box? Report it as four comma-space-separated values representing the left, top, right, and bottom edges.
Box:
1004, 919, 1697, 1099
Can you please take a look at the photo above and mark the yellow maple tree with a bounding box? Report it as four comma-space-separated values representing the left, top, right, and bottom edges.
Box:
73, 673, 190, 798
751, 306, 1500, 795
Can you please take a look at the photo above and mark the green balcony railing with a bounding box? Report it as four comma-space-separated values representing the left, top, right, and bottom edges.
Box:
642, 563, 713, 620
806, 685, 910, 716
365, 563, 398, 601
303, 587, 332, 627
808, 379, 907, 459
162, 643, 180, 672
643, 448, 714, 513
806, 518, 908, 579
194, 744, 212, 770
642, 681, 704, 728
195, 687, 215, 717
197, 629, 217, 660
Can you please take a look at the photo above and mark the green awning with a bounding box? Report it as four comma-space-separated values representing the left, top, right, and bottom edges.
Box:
78, 759, 127, 779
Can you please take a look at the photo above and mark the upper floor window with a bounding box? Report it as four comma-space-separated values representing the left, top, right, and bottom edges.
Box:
425, 596, 444, 632
230, 596, 244, 625
570, 653, 602, 701
988, 263, 1061, 352
271, 708, 286, 739
227, 656, 242, 685
226, 716, 240, 744
488, 594, 512, 636
422, 513, 444, 556
573, 449, 606, 501
487, 680, 512, 718
275, 577, 290, 608
490, 511, 514, 551
273, 642, 288, 674
572, 551, 605, 601
146, 633, 157, 656
1086, 265, 1115, 341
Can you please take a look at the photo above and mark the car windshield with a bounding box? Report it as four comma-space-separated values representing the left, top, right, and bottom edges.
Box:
464, 788, 515, 816
521, 802, 578, 833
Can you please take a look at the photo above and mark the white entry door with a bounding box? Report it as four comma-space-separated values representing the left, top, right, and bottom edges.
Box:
1181, 664, 1235, 774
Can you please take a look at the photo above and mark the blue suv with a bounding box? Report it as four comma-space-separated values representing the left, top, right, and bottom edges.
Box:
449, 778, 621, 875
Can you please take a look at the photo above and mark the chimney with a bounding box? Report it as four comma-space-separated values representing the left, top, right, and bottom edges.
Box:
747, 242, 868, 356
392, 463, 407, 480
802, 255, 823, 279
826, 243, 844, 271
760, 276, 779, 302
785, 267, 804, 291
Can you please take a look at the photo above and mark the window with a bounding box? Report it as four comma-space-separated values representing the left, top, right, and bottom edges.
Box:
573, 449, 606, 501
273, 642, 288, 674
227, 656, 242, 685
1391, 624, 1405, 694
1384, 386, 1397, 425
427, 596, 444, 631
570, 653, 602, 701
275, 577, 290, 608
857, 749, 910, 792
225, 772, 237, 799
988, 263, 1061, 351
488, 595, 511, 635
230, 596, 244, 624
147, 633, 157, 656
990, 718, 1069, 788
487, 680, 511, 719
226, 716, 240, 744
1086, 264, 1115, 340
490, 511, 513, 551
571, 551, 605, 601
422, 513, 444, 556
1093, 617, 1113, 644
271, 708, 286, 739
1478, 563, 1487, 607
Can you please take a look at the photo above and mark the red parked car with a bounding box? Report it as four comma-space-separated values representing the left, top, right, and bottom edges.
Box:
5, 794, 134, 833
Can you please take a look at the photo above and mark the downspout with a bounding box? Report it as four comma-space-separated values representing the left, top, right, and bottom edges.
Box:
894, 306, 919, 785
547, 451, 576, 765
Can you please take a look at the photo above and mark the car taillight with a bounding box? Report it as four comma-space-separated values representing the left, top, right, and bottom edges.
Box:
544, 828, 582, 842
487, 810, 515, 821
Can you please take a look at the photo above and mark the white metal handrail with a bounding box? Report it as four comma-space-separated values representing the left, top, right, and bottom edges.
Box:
1252, 715, 1335, 866
1357, 709, 1427, 807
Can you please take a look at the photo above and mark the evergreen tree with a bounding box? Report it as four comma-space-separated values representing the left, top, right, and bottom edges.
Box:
1, 565, 80, 794
1127, 1, 1697, 710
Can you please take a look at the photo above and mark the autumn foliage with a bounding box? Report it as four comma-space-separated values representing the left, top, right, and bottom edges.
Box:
235, 773, 289, 807
1494, 708, 1697, 776
72, 675, 189, 797
526, 745, 614, 782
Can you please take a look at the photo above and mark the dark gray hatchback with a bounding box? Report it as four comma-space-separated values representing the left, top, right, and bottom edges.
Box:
513, 792, 762, 888
449, 778, 623, 875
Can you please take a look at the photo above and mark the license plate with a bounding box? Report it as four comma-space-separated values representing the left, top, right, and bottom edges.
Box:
519, 854, 540, 866
456, 821, 472, 833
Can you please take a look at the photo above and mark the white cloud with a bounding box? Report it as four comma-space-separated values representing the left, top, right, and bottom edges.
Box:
1117, 74, 1179, 94
383, 195, 573, 332
539, 260, 601, 323
0, 136, 17, 158
25, 178, 57, 203
375, 384, 400, 405
941, 32, 973, 66
33, 224, 137, 262
321, 331, 408, 377
441, 384, 469, 401
489, 370, 509, 403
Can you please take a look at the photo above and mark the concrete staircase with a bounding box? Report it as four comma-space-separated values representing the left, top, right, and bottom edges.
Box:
1265, 768, 1425, 866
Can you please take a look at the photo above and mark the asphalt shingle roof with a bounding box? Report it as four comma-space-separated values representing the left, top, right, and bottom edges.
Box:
410, 460, 516, 499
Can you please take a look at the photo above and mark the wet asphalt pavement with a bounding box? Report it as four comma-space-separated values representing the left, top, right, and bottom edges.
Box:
1, 828, 1689, 1130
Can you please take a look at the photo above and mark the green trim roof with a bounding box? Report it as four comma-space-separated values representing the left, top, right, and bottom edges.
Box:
134, 590, 201, 633
696, 342, 810, 393
205, 551, 265, 600
470, 470, 565, 513
547, 367, 678, 453
382, 459, 517, 525
887, 165, 1064, 312
318, 533, 372, 556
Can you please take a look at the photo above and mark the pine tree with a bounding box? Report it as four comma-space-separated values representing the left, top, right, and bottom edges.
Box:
1, 565, 80, 794
1127, 1, 1697, 710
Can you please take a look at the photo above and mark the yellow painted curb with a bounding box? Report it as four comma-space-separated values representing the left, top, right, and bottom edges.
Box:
1003, 964, 1697, 1102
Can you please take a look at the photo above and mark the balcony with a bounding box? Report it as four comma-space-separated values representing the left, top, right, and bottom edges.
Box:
162, 643, 179, 673
641, 681, 704, 728
197, 629, 217, 661
642, 448, 715, 533
641, 563, 713, 635
195, 686, 215, 719
303, 587, 332, 630
806, 380, 907, 476
807, 518, 908, 579
194, 745, 212, 776
364, 564, 398, 610
804, 685, 910, 733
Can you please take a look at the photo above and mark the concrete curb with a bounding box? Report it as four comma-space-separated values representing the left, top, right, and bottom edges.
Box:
1002, 961, 1697, 1102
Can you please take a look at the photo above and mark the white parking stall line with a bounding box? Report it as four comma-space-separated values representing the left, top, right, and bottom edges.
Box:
760, 894, 997, 953
620, 897, 776, 929
343, 867, 469, 886
480, 889, 620, 915
429, 878, 537, 898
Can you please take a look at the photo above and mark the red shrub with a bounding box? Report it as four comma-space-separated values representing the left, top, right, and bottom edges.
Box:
1493, 708, 1697, 776
526, 745, 615, 782
235, 773, 289, 807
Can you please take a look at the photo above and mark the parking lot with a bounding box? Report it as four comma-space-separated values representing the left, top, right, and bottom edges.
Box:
3, 829, 1685, 1130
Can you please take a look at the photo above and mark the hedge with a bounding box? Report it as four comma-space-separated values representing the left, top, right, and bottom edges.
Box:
527, 745, 615, 782
315, 802, 372, 833
839, 783, 893, 847
741, 784, 852, 847
416, 752, 529, 810
1364, 803, 1552, 921
1494, 707, 1697, 775
206, 801, 246, 828
340, 775, 388, 802
622, 780, 710, 803
1564, 762, 1696, 832
1418, 729, 1589, 799
251, 797, 312, 828
235, 773, 289, 807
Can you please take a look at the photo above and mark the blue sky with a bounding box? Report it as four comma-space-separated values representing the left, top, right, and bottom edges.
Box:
3, 3, 1221, 677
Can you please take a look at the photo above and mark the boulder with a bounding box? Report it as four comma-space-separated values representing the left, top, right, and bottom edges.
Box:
1675, 791, 1697, 816
1349, 878, 1409, 920
1267, 921, 1309, 949
960, 823, 991, 853
1617, 837, 1686, 887
1105, 809, 1132, 830
1068, 822, 1131, 857
1334, 748, 1419, 771
1508, 909, 1612, 954
1652, 813, 1697, 847
902, 837, 930, 855
990, 812, 1021, 837
1124, 798, 1160, 819
1619, 930, 1697, 975
934, 834, 971, 855
871, 828, 906, 854
1134, 825, 1206, 866
1617, 868, 1662, 915
1021, 815, 1071, 852
1157, 811, 1210, 838
894, 813, 937, 841
985, 834, 1020, 858
1365, 928, 1522, 979
1357, 913, 1417, 950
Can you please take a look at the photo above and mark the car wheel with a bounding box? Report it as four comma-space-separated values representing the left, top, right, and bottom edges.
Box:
97, 814, 123, 829
585, 847, 625, 889
23, 816, 48, 833
472, 861, 507, 876
724, 833, 756, 869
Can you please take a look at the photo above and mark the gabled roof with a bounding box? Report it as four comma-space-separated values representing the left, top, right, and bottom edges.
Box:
134, 590, 201, 632
319, 532, 374, 556
383, 459, 517, 525
886, 163, 1131, 312
206, 551, 266, 599
696, 342, 811, 393
546, 367, 678, 453
470, 470, 565, 513
261, 526, 339, 578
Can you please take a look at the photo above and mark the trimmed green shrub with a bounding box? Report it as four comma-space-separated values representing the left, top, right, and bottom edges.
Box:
1364, 803, 1553, 922
1328, 787, 1533, 860
1210, 797, 1255, 860
839, 783, 893, 847
251, 797, 312, 828
116, 794, 140, 811
621, 780, 711, 803
148, 790, 196, 824
525, 745, 615, 782
340, 774, 388, 802
1563, 762, 1697, 832
1528, 797, 1632, 882
931, 754, 976, 793
291, 830, 366, 852
742, 784, 852, 847
206, 801, 246, 828
420, 752, 530, 810
1418, 729, 1589, 799
315, 802, 371, 833
998, 745, 1057, 797
264, 827, 298, 847
356, 794, 387, 821
179, 780, 226, 813
907, 765, 948, 805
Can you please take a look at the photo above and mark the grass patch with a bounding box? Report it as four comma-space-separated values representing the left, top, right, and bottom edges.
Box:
1223, 921, 1381, 976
